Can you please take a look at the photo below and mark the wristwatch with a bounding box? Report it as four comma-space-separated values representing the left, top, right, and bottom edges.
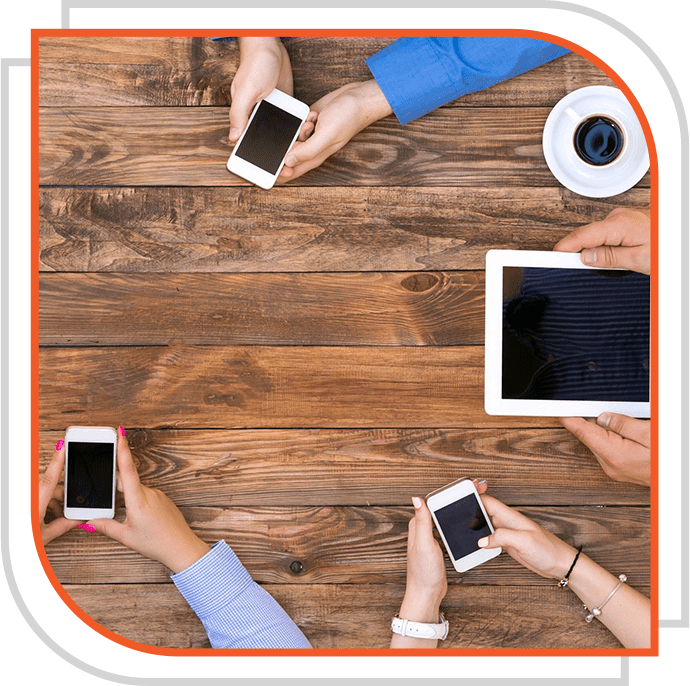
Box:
390, 612, 449, 640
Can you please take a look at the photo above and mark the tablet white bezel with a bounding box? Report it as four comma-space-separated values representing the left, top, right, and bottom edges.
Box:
484, 249, 650, 418
226, 88, 309, 190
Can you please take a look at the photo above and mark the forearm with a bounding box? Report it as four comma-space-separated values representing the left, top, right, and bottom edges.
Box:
173, 541, 312, 649
566, 554, 650, 648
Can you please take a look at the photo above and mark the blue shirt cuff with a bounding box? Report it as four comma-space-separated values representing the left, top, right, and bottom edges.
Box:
171, 540, 252, 619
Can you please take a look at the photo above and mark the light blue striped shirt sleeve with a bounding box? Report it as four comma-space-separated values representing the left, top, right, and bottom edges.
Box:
366, 36, 570, 125
171, 541, 312, 649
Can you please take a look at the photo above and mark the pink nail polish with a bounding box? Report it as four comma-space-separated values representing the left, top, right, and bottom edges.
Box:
77, 523, 96, 532
55, 439, 64, 451
119, 426, 126, 436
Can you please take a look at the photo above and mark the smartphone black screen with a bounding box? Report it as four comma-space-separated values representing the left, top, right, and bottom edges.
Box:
501, 266, 650, 401
234, 100, 302, 175
66, 442, 115, 509
434, 494, 492, 561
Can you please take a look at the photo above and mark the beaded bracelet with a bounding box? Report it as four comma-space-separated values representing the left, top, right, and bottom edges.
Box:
557, 545, 583, 588
583, 574, 627, 623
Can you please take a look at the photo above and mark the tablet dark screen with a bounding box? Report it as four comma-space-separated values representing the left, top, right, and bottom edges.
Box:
501, 267, 650, 402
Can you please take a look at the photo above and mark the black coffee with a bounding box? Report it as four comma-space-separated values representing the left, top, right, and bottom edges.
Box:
574, 116, 624, 166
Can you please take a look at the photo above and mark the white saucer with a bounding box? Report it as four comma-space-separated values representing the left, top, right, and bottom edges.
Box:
542, 86, 649, 197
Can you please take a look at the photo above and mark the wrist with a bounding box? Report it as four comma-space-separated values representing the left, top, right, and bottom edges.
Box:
399, 588, 445, 623
238, 36, 282, 58
549, 542, 579, 580
165, 536, 211, 574
353, 79, 393, 125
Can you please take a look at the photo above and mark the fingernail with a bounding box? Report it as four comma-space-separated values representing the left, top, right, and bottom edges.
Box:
229, 128, 239, 140
411, 497, 423, 509
119, 426, 126, 436
477, 537, 489, 548
476, 479, 487, 485
582, 249, 597, 264
285, 155, 296, 166
597, 413, 611, 428
55, 439, 64, 451
77, 523, 96, 532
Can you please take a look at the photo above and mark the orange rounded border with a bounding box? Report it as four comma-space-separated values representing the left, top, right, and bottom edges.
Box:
31, 27, 658, 658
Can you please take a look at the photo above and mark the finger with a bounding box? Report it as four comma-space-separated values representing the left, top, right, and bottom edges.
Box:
480, 495, 534, 531
597, 413, 650, 447
43, 517, 79, 544
39, 443, 66, 517
477, 526, 531, 551
473, 479, 488, 495
87, 517, 127, 544
297, 114, 317, 142
560, 415, 617, 454
579, 245, 647, 272
228, 92, 259, 143
47, 497, 64, 520
115, 428, 142, 505
553, 216, 643, 253
283, 131, 337, 169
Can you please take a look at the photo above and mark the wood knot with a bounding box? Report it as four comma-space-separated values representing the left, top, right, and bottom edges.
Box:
289, 560, 304, 574
400, 273, 439, 292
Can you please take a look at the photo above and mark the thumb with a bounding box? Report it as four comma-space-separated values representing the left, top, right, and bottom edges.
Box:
580, 245, 640, 271
228, 93, 258, 143
88, 517, 127, 544
478, 527, 529, 551
284, 128, 336, 169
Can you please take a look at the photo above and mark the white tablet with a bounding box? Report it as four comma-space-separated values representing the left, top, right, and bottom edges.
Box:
484, 250, 650, 418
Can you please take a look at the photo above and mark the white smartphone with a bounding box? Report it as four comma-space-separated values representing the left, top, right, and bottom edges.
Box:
63, 426, 117, 520
426, 477, 501, 572
226, 88, 310, 189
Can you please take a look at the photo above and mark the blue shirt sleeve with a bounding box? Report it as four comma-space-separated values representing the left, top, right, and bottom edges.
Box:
366, 36, 570, 125
171, 541, 312, 649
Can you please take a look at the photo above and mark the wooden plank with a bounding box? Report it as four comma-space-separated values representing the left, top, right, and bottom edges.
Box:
64, 582, 647, 648
39, 345, 560, 430
39, 428, 649, 507
39, 106, 652, 187
38, 186, 650, 273
46, 505, 649, 586
38, 38, 611, 108
39, 272, 484, 346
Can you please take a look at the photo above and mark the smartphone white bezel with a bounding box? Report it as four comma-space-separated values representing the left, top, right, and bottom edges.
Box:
426, 478, 501, 573
484, 249, 651, 418
226, 88, 310, 190
63, 425, 117, 521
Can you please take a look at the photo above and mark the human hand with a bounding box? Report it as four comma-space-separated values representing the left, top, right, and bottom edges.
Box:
228, 37, 316, 143
39, 441, 80, 545
88, 429, 211, 573
277, 79, 393, 183
478, 495, 576, 580
400, 479, 488, 619
553, 207, 651, 275
559, 414, 650, 486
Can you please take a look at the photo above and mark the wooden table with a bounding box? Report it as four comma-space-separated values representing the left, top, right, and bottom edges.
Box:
38, 36, 650, 651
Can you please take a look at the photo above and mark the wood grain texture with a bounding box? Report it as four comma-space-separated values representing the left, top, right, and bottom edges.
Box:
39, 272, 484, 346
39, 345, 560, 430
38, 187, 650, 273
64, 582, 647, 649
38, 38, 612, 108
38, 106, 652, 187
46, 505, 649, 586
39, 428, 649, 507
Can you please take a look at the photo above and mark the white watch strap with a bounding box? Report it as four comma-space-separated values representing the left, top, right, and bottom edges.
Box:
391, 612, 449, 640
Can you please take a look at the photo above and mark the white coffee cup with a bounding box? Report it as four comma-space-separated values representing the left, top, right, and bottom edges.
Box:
542, 86, 649, 197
